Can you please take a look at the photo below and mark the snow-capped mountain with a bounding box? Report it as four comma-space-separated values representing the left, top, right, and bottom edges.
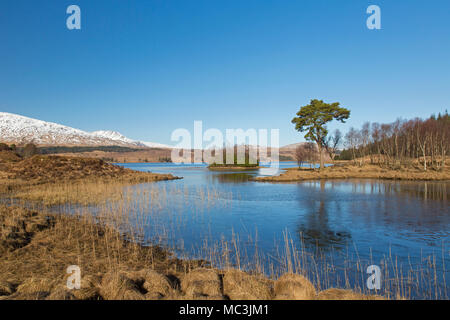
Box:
91, 130, 143, 146
92, 130, 173, 149
0, 112, 172, 148
139, 141, 174, 149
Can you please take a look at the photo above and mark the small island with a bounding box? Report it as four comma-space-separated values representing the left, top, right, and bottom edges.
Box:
207, 145, 261, 170
208, 163, 261, 171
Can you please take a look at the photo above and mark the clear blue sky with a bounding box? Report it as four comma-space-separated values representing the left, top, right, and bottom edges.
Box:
0, 0, 449, 146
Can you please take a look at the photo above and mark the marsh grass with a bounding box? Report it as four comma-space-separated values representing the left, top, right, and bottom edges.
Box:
257, 163, 450, 182
77, 185, 449, 299
0, 154, 180, 206
0, 205, 206, 299
1, 178, 447, 300
178, 227, 448, 300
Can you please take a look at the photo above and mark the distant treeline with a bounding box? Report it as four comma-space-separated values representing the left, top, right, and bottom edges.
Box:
0, 142, 39, 158
279, 155, 294, 161
337, 111, 449, 170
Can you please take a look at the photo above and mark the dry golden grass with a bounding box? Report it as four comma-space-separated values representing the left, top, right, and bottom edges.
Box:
0, 205, 206, 300
3, 154, 177, 183
274, 273, 317, 300
0, 205, 387, 300
0, 154, 180, 205
0, 153, 442, 300
256, 163, 450, 182
222, 269, 273, 300
61, 148, 173, 163
181, 268, 223, 298
10, 181, 127, 206
0, 150, 22, 163
316, 288, 385, 300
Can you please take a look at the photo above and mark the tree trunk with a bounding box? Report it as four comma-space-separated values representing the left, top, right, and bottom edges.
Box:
421, 146, 427, 171
318, 143, 324, 169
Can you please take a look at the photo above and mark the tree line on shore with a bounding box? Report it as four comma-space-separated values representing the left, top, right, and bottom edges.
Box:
291, 99, 448, 171
338, 111, 449, 170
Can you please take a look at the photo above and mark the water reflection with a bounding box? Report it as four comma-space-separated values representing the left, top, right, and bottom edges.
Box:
294, 180, 449, 251
392, 181, 447, 202
118, 163, 449, 299
295, 179, 449, 202
296, 181, 352, 250
209, 173, 253, 184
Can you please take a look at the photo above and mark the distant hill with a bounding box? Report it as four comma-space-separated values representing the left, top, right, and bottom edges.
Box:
280, 142, 309, 150
0, 112, 172, 149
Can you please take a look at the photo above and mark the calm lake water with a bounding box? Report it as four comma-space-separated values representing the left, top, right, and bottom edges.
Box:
119, 162, 449, 299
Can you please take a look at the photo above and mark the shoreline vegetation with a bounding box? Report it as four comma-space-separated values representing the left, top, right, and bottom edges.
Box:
0, 205, 384, 300
0, 153, 181, 205
208, 164, 261, 171
282, 102, 449, 183
0, 150, 447, 299
256, 162, 450, 182
0, 151, 387, 300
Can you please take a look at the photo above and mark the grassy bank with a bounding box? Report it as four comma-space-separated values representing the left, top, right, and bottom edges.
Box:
256, 163, 450, 182
0, 182, 445, 299
0, 205, 384, 300
0, 154, 181, 205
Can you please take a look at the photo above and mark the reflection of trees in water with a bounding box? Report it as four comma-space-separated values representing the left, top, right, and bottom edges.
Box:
295, 180, 448, 251
392, 182, 448, 202
209, 173, 253, 184
296, 181, 351, 251
346, 180, 448, 202
323, 180, 448, 202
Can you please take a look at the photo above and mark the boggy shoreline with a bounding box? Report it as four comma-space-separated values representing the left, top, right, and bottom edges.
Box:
0, 154, 182, 205
0, 205, 384, 300
255, 163, 450, 182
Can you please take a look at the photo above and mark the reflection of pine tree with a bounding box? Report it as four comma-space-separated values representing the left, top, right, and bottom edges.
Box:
296, 182, 351, 251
